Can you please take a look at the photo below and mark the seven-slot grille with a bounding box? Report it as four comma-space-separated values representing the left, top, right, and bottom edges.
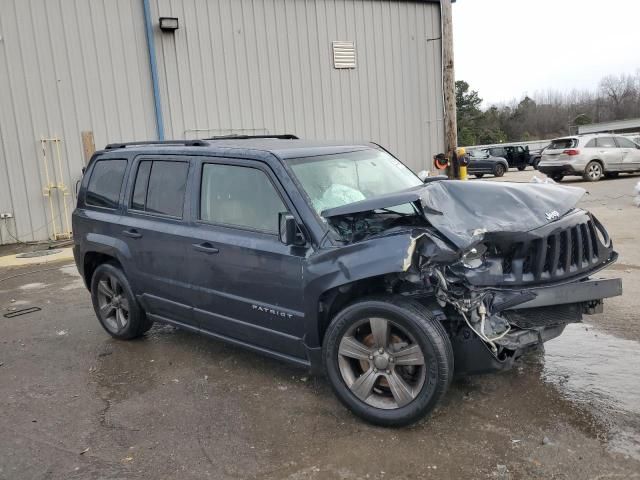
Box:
498, 215, 606, 284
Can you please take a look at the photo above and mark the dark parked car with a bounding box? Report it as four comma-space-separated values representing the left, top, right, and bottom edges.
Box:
484, 145, 531, 170
73, 136, 622, 426
530, 144, 550, 170
467, 149, 509, 178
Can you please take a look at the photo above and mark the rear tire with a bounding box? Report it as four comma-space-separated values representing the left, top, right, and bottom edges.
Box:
493, 164, 506, 177
583, 161, 603, 182
517, 165, 526, 171
604, 172, 619, 179
90, 263, 152, 340
323, 296, 454, 427
474, 173, 484, 178
550, 174, 564, 182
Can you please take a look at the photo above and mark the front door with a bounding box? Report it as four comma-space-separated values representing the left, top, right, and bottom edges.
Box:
119, 157, 194, 326
615, 136, 640, 171
595, 137, 623, 170
186, 158, 308, 359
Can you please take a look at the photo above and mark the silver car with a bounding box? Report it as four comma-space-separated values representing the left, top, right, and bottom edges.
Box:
538, 134, 640, 182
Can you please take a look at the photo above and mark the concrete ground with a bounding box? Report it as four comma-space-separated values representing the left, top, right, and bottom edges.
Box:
1, 170, 639, 479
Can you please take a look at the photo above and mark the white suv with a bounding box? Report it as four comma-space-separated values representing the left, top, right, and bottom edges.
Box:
538, 134, 640, 182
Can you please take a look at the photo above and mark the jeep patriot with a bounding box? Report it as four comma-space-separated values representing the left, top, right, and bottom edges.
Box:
73, 136, 622, 426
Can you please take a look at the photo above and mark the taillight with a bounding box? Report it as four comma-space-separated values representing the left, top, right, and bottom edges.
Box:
563, 149, 580, 156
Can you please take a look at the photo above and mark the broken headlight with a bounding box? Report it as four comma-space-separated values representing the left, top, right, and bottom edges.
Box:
461, 243, 487, 269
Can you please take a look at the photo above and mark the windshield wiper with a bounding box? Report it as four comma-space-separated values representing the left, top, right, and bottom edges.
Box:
373, 208, 416, 216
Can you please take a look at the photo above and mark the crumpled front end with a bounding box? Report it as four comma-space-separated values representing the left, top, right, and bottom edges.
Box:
322, 179, 622, 374
408, 208, 621, 375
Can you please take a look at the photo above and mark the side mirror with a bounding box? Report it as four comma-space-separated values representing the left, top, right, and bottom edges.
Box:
417, 170, 429, 182
279, 212, 304, 246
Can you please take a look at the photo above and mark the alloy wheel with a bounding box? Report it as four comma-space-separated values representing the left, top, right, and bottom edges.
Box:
587, 163, 602, 180
337, 317, 427, 409
96, 274, 130, 333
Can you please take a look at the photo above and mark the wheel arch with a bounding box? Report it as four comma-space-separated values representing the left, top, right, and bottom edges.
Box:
315, 274, 390, 348
80, 233, 134, 289
588, 158, 604, 169
83, 252, 123, 290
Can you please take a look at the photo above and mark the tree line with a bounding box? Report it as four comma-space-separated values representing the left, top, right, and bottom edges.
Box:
456, 72, 640, 146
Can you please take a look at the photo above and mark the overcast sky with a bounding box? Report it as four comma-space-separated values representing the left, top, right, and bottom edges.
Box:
453, 0, 640, 106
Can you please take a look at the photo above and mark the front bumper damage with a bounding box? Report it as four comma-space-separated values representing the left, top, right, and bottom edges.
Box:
409, 208, 622, 375
449, 277, 622, 375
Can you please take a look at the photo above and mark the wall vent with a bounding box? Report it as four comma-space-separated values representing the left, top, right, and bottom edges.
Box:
332, 41, 356, 69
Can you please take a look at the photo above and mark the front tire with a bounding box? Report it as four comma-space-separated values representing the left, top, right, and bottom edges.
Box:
517, 165, 526, 171
323, 297, 454, 427
583, 161, 603, 182
91, 263, 152, 340
474, 173, 484, 178
493, 164, 506, 177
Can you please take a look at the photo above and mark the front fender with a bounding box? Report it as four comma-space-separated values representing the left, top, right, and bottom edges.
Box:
301, 231, 425, 346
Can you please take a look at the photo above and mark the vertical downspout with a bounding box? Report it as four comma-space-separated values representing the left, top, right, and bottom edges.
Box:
143, 0, 165, 140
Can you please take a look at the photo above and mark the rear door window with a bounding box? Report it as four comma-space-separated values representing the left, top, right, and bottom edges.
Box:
85, 159, 127, 209
130, 159, 189, 218
584, 139, 597, 148
596, 137, 616, 148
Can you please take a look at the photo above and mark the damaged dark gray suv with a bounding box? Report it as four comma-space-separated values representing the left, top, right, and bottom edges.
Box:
73, 136, 622, 426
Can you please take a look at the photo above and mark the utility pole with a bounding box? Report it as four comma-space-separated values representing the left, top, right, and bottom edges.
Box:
441, 0, 457, 177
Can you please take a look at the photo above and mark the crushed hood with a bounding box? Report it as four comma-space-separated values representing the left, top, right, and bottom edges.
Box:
322, 180, 586, 249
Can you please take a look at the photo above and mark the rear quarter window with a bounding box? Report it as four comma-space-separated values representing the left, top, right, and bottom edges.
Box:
85, 159, 127, 209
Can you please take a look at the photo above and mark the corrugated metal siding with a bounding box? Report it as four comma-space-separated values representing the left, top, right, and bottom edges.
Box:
0, 0, 156, 244
151, 0, 444, 169
0, 0, 444, 244
578, 118, 640, 134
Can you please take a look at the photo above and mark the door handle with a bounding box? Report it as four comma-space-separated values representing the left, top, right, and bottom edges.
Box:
122, 229, 143, 239
192, 242, 219, 254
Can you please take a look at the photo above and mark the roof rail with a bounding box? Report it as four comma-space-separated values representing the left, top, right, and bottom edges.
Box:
104, 139, 208, 149
206, 134, 299, 140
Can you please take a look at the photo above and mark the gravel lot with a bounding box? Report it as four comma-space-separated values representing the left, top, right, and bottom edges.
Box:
1, 170, 639, 479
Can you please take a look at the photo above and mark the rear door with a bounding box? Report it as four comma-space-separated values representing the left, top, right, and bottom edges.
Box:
595, 137, 623, 170
615, 136, 640, 171
119, 156, 195, 326
515, 146, 528, 166
185, 157, 308, 359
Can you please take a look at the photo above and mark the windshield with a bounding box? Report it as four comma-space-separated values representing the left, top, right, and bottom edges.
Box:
286, 149, 422, 215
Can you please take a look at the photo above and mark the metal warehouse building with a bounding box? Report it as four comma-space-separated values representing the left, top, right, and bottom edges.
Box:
0, 0, 446, 244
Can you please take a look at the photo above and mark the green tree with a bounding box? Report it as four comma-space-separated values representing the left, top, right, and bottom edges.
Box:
573, 113, 592, 126
456, 80, 483, 145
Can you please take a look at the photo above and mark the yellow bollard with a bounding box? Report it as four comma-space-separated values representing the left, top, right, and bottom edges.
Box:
457, 147, 468, 180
